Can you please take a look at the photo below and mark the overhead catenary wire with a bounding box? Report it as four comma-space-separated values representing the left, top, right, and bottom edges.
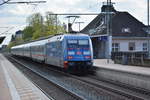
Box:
6, 1, 46, 4
0, 27, 14, 35
0, 0, 11, 6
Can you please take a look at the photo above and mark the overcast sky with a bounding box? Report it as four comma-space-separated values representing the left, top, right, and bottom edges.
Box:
0, 0, 148, 35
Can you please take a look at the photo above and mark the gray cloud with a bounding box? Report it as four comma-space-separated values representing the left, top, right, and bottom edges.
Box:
0, 0, 148, 33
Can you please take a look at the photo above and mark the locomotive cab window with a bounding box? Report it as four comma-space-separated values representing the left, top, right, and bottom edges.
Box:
78, 40, 89, 45
67, 40, 78, 48
68, 40, 78, 44
67, 39, 89, 48
67, 39, 89, 45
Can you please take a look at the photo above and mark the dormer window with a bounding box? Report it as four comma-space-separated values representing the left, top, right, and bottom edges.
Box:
121, 28, 131, 33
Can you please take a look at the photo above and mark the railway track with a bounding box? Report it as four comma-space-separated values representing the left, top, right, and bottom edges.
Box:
73, 75, 150, 100
7, 55, 84, 100
88, 74, 150, 97
7, 55, 150, 100
44, 65, 150, 100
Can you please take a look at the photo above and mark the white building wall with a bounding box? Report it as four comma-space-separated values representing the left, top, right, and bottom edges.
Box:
16, 34, 22, 39
113, 39, 148, 52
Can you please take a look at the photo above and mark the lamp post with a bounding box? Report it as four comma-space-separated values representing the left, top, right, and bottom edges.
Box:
148, 0, 149, 26
106, 0, 112, 63
148, 0, 150, 59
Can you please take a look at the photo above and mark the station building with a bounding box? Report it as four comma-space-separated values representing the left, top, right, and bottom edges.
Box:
15, 30, 23, 39
82, 3, 150, 59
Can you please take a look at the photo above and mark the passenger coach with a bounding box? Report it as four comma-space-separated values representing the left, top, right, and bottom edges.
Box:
11, 34, 93, 71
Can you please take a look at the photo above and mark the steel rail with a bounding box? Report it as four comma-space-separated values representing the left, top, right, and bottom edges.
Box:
7, 56, 55, 100
7, 55, 84, 100
7, 55, 149, 100
89, 72, 150, 96
54, 70, 148, 100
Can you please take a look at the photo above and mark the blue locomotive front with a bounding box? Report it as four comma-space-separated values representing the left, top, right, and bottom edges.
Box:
63, 35, 93, 70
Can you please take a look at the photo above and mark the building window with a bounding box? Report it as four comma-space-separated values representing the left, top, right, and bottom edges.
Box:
143, 43, 148, 51
112, 43, 120, 52
122, 28, 131, 33
129, 42, 135, 51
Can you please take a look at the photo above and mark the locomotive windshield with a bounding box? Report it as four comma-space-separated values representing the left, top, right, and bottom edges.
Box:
67, 39, 89, 48
67, 40, 78, 48
78, 40, 88, 45
68, 40, 78, 44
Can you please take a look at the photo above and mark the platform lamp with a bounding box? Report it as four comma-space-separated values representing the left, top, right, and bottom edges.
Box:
106, 0, 113, 63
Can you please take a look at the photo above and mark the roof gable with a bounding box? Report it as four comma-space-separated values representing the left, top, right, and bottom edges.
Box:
82, 11, 147, 37
112, 12, 147, 37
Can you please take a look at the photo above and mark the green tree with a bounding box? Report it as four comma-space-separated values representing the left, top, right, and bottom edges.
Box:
27, 13, 44, 39
45, 12, 66, 36
45, 12, 56, 26
45, 12, 57, 36
22, 12, 66, 40
23, 26, 34, 41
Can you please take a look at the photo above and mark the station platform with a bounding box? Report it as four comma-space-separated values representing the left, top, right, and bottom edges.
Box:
94, 59, 150, 76
0, 54, 51, 100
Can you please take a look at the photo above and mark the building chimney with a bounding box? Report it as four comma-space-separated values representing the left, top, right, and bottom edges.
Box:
101, 2, 116, 13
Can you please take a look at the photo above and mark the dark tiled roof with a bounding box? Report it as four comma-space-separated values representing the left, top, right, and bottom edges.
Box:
81, 13, 104, 33
15, 30, 22, 35
82, 11, 148, 37
112, 12, 147, 37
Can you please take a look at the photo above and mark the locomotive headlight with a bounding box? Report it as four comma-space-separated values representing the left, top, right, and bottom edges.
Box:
83, 51, 90, 55
68, 51, 75, 55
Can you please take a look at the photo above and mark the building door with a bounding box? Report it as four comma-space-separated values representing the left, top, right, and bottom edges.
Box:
91, 37, 106, 59
129, 42, 135, 51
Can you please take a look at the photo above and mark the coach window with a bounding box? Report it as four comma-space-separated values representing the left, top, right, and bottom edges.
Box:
37, 46, 39, 52
57, 42, 62, 57
40, 46, 42, 52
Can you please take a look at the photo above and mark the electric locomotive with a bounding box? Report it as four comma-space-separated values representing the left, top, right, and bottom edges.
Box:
11, 34, 93, 71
